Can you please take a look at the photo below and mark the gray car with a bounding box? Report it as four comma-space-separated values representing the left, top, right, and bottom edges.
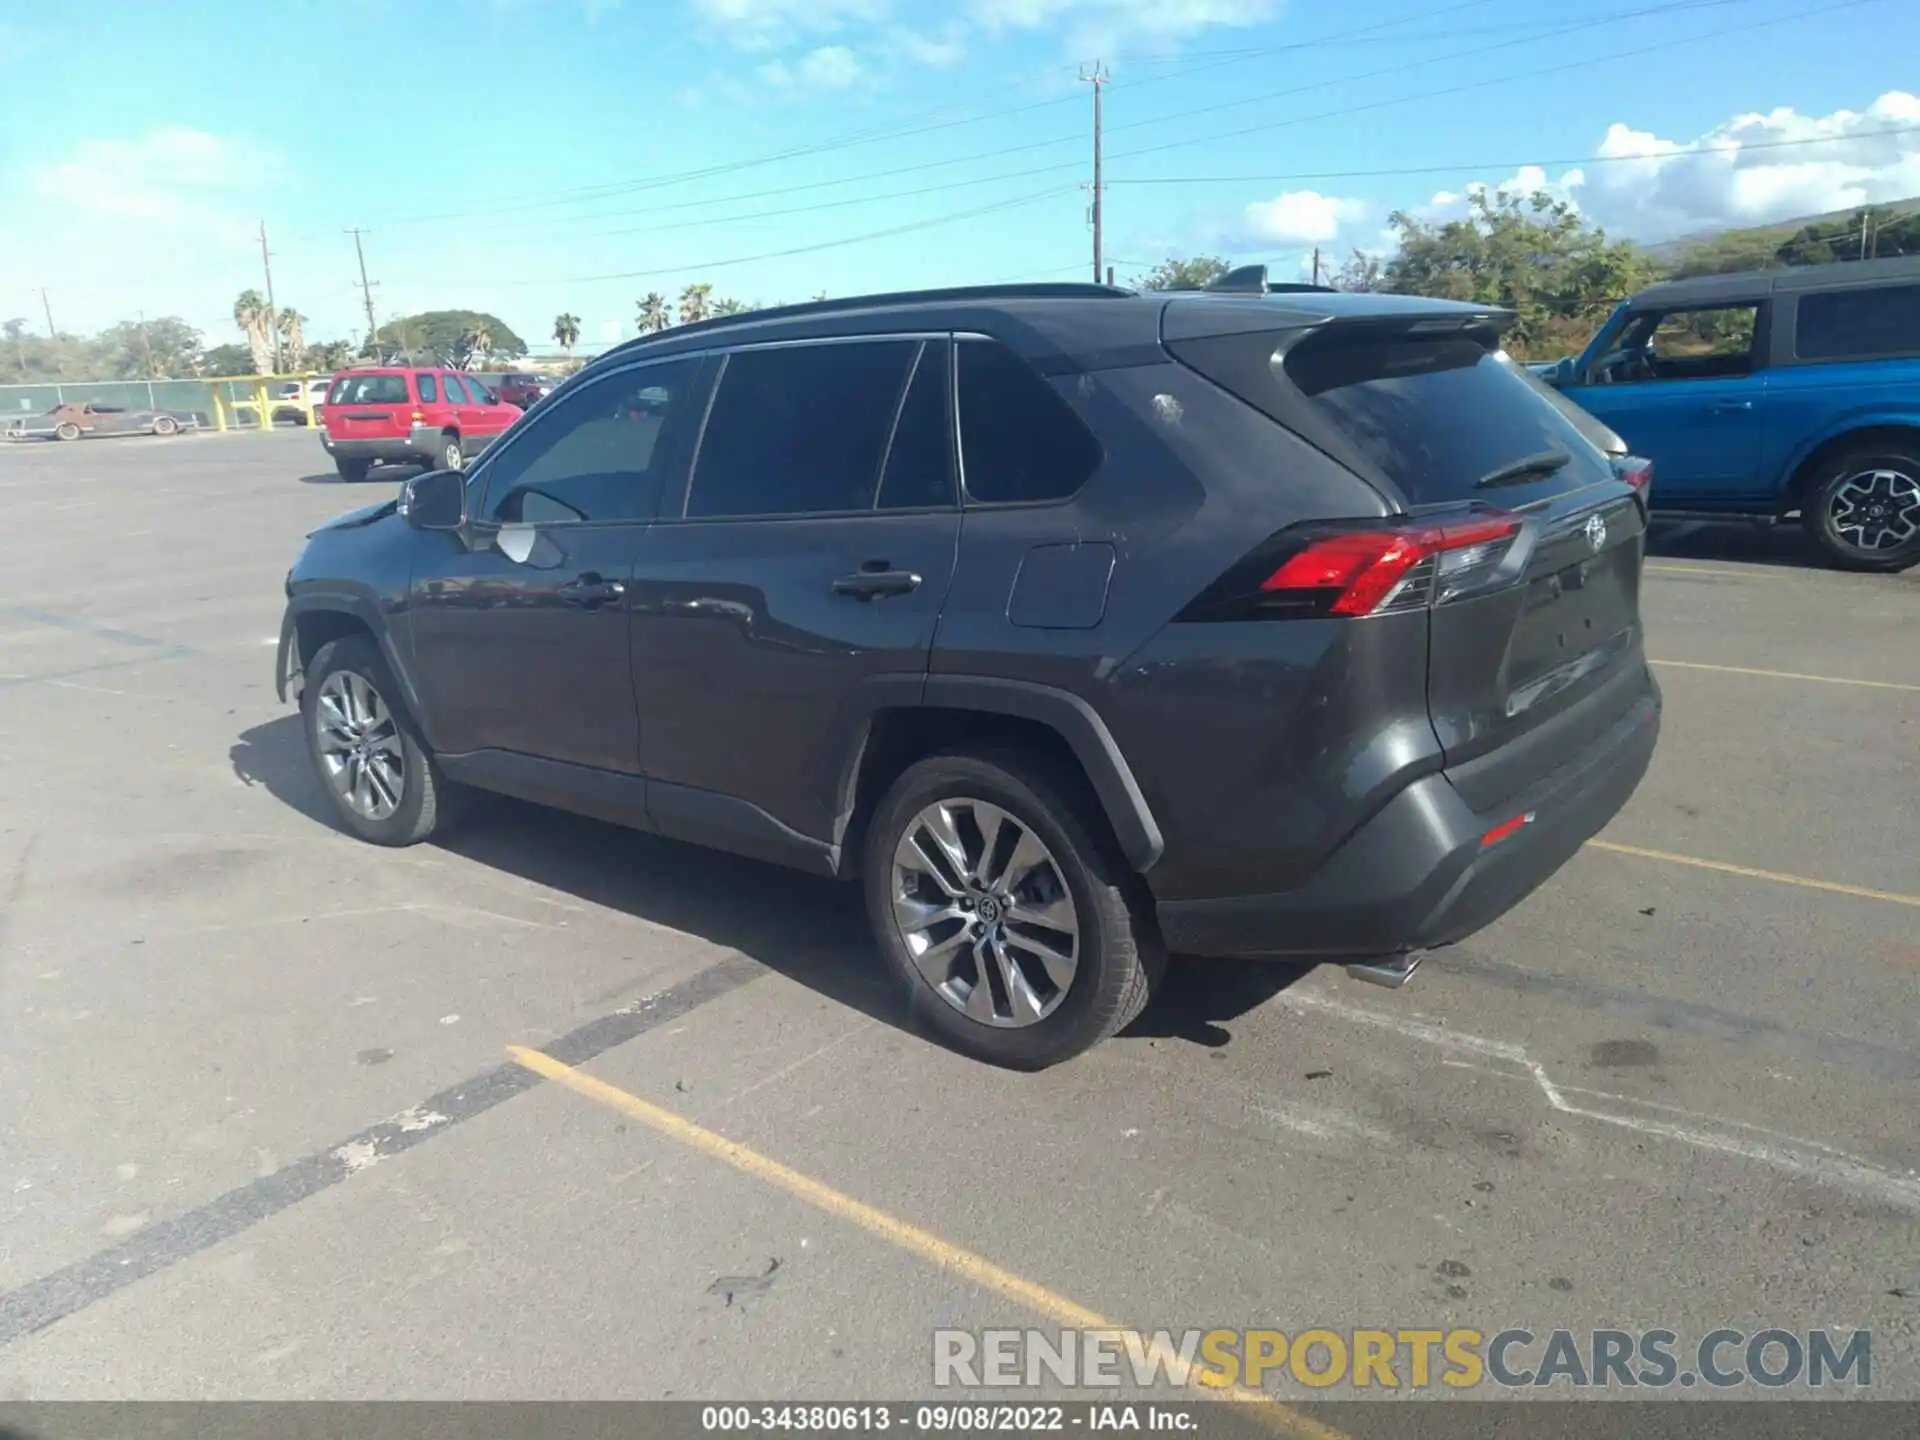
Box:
6, 400, 200, 440
274, 283, 1661, 1069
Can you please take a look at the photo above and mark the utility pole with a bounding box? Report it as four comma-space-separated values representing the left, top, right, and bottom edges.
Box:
38, 287, 56, 339
1312, 247, 1322, 287
1081, 62, 1109, 284
347, 228, 380, 356
136, 309, 157, 377
258, 220, 283, 374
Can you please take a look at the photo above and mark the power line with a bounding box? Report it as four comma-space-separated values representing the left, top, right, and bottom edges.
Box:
375, 0, 1510, 230
486, 188, 1074, 289
401, 0, 1784, 245
1098, 124, 1920, 185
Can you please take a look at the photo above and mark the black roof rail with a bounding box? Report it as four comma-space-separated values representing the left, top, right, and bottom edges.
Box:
600, 281, 1135, 362
1201, 264, 1337, 296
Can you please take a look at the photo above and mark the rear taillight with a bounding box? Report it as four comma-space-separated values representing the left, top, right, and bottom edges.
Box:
1180, 513, 1523, 622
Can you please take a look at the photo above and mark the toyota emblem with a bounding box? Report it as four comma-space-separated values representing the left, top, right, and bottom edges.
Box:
1584, 513, 1608, 551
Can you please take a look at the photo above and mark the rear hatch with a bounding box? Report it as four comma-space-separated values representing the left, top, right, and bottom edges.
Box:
324, 372, 413, 439
1165, 304, 1651, 810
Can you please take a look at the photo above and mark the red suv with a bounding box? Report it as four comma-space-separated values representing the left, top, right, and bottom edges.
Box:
319, 368, 520, 481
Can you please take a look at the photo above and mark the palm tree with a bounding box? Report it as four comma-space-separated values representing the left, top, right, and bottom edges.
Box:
553, 312, 581, 356
711, 297, 756, 317
233, 289, 274, 374
277, 309, 308, 372
636, 292, 672, 333
678, 283, 713, 325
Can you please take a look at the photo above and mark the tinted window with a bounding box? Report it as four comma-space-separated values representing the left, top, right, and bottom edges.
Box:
878, 341, 956, 510
1282, 331, 1607, 507
1796, 284, 1920, 360
686, 342, 916, 519
416, 373, 438, 404
442, 373, 471, 404
479, 359, 701, 525
956, 339, 1101, 504
327, 374, 408, 405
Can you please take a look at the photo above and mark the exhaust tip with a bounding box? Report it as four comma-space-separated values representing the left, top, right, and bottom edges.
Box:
1344, 952, 1425, 989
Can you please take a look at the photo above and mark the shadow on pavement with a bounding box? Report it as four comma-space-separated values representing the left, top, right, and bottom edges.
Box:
1645, 516, 1832, 571
231, 714, 1323, 1059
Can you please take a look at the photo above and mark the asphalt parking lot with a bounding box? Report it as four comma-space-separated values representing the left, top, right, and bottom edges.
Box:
0, 429, 1915, 1422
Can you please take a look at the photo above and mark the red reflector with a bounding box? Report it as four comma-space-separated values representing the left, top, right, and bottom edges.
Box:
1261, 514, 1520, 617
1480, 811, 1536, 849
1614, 456, 1653, 491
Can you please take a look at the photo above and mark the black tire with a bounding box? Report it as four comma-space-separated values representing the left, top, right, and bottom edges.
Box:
300, 634, 455, 846
1802, 442, 1920, 572
334, 456, 373, 483
151, 415, 178, 436
863, 747, 1163, 1070
437, 433, 463, 471
55, 422, 80, 442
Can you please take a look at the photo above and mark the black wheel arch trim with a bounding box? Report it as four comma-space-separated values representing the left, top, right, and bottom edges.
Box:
830, 673, 1165, 876
277, 591, 430, 735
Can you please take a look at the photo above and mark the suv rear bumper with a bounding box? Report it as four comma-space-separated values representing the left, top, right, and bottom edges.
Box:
321, 426, 450, 466
1157, 678, 1660, 959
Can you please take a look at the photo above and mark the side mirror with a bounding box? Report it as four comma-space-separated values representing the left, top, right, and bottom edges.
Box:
399, 467, 465, 531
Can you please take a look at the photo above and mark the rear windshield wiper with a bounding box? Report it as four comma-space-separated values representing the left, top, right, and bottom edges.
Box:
1474, 448, 1571, 489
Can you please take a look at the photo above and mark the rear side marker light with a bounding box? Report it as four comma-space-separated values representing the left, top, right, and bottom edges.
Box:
1259, 514, 1521, 618
1480, 811, 1536, 849
1613, 456, 1653, 493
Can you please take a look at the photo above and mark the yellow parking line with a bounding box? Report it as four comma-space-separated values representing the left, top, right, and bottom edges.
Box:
1587, 841, 1920, 908
1650, 658, 1920, 693
506, 1044, 1344, 1440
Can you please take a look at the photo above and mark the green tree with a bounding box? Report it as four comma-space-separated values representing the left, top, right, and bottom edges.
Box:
710, 297, 757, 317
94, 317, 205, 378
1329, 250, 1384, 293
1775, 206, 1920, 265
373, 311, 527, 366
305, 339, 356, 373
203, 341, 257, 377
1138, 256, 1231, 291
553, 312, 582, 355
1383, 190, 1661, 359
277, 309, 308, 372
1668, 229, 1783, 279
233, 289, 275, 374
636, 292, 672, 333
678, 283, 714, 325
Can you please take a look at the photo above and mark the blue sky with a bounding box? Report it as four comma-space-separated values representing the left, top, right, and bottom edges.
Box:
2, 0, 1917, 356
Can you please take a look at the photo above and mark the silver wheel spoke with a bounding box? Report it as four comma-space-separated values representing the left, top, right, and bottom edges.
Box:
908, 927, 972, 989
1006, 927, 1078, 993
315, 670, 406, 820
890, 794, 1081, 1030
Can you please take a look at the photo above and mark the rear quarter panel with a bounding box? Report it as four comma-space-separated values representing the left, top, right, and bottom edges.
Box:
1766, 358, 1920, 502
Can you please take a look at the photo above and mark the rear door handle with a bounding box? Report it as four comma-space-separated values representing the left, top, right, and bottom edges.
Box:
1712, 400, 1754, 412
832, 568, 922, 600
559, 575, 627, 608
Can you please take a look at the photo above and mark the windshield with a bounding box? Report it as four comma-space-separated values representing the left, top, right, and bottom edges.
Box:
326, 373, 409, 405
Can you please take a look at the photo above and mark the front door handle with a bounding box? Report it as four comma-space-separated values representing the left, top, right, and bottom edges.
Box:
559, 575, 627, 608
1712, 399, 1755, 412
832, 568, 922, 600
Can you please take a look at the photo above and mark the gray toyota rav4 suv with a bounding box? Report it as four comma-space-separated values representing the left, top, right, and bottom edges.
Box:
275, 282, 1661, 1068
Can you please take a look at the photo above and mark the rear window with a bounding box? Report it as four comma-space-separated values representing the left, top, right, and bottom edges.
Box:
326, 374, 409, 405
1795, 283, 1920, 360
1280, 331, 1605, 507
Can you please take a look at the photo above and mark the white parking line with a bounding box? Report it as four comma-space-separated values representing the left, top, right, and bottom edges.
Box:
1278, 988, 1920, 1212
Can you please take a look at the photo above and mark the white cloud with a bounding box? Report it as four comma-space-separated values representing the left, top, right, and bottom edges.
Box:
757, 44, 866, 94
888, 23, 969, 66
30, 128, 265, 222
690, 0, 888, 52
1241, 190, 1367, 246
1415, 91, 1920, 242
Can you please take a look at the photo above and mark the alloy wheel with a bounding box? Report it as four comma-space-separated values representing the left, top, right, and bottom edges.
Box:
1829, 467, 1920, 552
314, 669, 406, 820
890, 798, 1080, 1027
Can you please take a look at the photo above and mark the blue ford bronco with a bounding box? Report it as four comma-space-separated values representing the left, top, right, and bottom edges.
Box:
1535, 254, 1920, 572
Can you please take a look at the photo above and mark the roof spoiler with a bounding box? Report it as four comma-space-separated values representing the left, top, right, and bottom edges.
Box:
1203, 264, 1338, 296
